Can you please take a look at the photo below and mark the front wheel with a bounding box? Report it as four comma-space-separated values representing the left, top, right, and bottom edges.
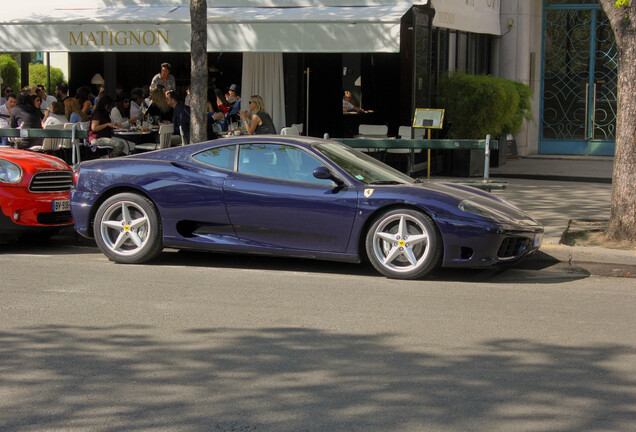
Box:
94, 192, 163, 263
365, 209, 442, 279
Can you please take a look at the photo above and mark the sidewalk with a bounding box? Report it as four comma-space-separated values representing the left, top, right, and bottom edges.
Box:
485, 155, 636, 271
489, 154, 614, 183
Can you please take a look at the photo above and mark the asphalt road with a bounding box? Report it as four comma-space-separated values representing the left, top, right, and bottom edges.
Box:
1, 235, 635, 431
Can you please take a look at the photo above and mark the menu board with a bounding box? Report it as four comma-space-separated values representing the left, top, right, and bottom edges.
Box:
413, 108, 444, 129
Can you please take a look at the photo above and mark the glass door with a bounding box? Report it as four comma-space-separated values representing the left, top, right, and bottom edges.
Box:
540, 2, 616, 155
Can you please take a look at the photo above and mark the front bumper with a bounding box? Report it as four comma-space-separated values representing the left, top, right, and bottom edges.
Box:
439, 220, 544, 268
0, 186, 73, 231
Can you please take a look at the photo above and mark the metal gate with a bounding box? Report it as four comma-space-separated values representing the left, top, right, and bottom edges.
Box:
540, 1, 616, 155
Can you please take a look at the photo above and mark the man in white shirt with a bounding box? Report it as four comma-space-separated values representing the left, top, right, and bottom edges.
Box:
150, 62, 176, 92
130, 87, 144, 121
0, 93, 17, 145
0, 93, 17, 128
35, 85, 57, 114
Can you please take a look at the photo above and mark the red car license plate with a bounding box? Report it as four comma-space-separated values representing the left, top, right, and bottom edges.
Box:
52, 200, 70, 212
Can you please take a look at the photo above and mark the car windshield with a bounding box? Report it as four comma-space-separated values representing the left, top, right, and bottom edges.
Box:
314, 141, 415, 185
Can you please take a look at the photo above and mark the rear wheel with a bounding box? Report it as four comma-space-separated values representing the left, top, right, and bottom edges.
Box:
365, 208, 442, 279
94, 193, 163, 263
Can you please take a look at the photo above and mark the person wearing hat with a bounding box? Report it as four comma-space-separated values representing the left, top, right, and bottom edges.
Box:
226, 84, 242, 118
227, 84, 239, 103
212, 84, 242, 131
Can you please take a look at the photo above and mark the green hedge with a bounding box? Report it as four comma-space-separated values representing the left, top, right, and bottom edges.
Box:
436, 72, 533, 139
29, 63, 65, 91
0, 54, 20, 91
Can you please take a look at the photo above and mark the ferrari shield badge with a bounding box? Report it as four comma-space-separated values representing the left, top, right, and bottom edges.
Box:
364, 188, 374, 198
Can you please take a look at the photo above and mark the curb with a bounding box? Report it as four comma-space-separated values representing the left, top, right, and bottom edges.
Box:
489, 173, 612, 184
539, 243, 636, 267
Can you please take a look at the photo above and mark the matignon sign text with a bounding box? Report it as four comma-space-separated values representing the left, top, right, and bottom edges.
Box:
69, 30, 169, 47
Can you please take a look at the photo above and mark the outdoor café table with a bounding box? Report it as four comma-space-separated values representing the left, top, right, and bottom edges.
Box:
113, 127, 158, 145
334, 136, 498, 180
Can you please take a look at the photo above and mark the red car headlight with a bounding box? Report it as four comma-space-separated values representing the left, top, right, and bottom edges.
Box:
0, 159, 23, 184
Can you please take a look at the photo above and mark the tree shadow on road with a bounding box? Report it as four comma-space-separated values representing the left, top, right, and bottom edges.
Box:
1, 326, 632, 431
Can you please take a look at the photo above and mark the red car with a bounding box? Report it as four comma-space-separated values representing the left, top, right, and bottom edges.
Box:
0, 148, 74, 241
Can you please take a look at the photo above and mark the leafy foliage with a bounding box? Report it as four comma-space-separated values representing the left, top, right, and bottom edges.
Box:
0, 54, 20, 91
29, 63, 65, 91
436, 73, 533, 139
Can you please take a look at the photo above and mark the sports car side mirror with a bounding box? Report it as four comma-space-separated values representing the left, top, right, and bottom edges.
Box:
313, 165, 333, 180
313, 165, 344, 186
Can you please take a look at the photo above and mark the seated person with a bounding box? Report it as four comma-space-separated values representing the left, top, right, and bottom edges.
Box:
212, 85, 242, 132
146, 86, 174, 123
342, 90, 367, 114
129, 88, 144, 120
110, 94, 139, 129
166, 90, 190, 144
43, 102, 69, 126
68, 98, 90, 123
89, 95, 134, 157
10, 92, 43, 149
0, 92, 16, 128
239, 95, 277, 135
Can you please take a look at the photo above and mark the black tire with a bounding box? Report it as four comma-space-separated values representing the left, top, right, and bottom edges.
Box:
93, 192, 163, 263
365, 208, 442, 279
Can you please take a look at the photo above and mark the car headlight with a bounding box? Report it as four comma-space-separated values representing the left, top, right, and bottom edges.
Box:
458, 199, 502, 220
0, 159, 23, 184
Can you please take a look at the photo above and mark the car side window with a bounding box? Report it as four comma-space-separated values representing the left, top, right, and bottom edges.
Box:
238, 144, 333, 184
192, 145, 236, 171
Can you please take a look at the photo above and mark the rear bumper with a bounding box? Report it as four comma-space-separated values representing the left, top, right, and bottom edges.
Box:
70, 190, 97, 238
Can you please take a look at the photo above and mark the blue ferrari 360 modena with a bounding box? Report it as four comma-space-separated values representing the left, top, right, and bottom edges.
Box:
71, 136, 543, 279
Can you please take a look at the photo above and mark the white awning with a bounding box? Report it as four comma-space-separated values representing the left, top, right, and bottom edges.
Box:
0, 1, 426, 53
430, 0, 501, 36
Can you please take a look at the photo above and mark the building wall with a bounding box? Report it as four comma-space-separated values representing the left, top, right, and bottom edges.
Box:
495, 0, 543, 155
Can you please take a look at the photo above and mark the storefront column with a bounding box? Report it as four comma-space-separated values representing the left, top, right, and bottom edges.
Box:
104, 53, 117, 98
497, 0, 542, 155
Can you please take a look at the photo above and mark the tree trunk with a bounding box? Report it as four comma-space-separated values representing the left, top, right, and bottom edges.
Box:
190, 0, 207, 144
599, 1, 636, 244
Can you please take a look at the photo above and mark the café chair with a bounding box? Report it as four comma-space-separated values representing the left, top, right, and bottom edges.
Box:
180, 125, 189, 145
135, 123, 174, 152
32, 123, 63, 154
291, 123, 303, 135
355, 124, 389, 155
385, 125, 427, 175
280, 127, 300, 136
357, 124, 388, 137
62, 122, 83, 165
390, 126, 426, 153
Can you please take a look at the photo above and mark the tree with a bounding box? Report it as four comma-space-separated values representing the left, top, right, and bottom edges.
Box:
598, 0, 636, 245
0, 54, 20, 91
190, 0, 208, 144
29, 63, 65, 91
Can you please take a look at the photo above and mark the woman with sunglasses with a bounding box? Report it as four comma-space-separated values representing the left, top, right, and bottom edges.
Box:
239, 95, 277, 135
1, 87, 13, 105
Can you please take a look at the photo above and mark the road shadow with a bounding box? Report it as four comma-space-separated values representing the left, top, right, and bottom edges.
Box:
2, 228, 588, 283
0, 227, 97, 255
0, 326, 633, 431
151, 249, 589, 284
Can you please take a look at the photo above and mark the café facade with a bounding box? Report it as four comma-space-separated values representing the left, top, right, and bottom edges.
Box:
0, 0, 616, 156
